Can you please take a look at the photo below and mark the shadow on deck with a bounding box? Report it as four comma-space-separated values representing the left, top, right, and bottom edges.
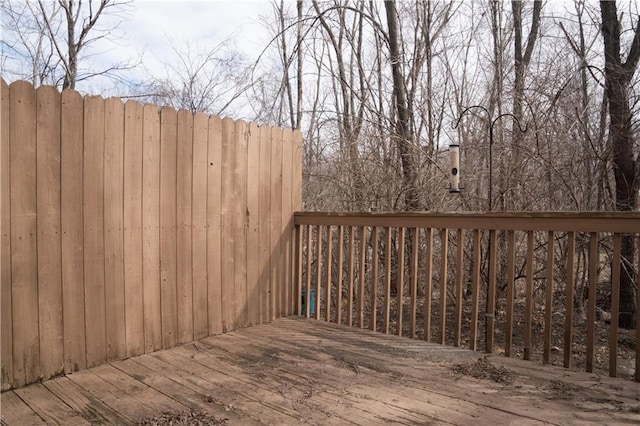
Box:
2, 318, 639, 425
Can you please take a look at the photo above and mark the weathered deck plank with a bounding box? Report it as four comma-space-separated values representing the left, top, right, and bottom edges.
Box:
2, 318, 639, 425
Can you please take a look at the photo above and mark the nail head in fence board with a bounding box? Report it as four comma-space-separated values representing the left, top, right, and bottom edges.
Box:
383, 227, 392, 334
104, 97, 126, 362
142, 103, 162, 353
220, 117, 236, 330
358, 226, 367, 329
409, 228, 419, 338
233, 120, 248, 328
61, 89, 86, 374
176, 109, 194, 344
83, 95, 107, 369
10, 81, 40, 386
371, 227, 379, 332
469, 229, 480, 350
325, 226, 333, 322
269, 126, 283, 320
336, 226, 345, 324
486, 229, 497, 353
397, 227, 406, 336
424, 228, 434, 343
564, 231, 575, 369
524, 230, 534, 361
160, 107, 178, 348
191, 112, 208, 339
35, 85, 64, 380
258, 125, 272, 323
543, 231, 554, 364
281, 128, 293, 316
246, 122, 261, 326
123, 100, 144, 357
347, 226, 355, 327
439, 228, 448, 345
505, 230, 516, 357
586, 232, 598, 373
315, 225, 322, 321
207, 115, 223, 335
0, 79, 13, 389
454, 229, 463, 346
609, 232, 621, 378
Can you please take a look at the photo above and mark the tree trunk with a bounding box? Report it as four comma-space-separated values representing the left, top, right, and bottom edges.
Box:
384, 0, 420, 211
600, 1, 640, 329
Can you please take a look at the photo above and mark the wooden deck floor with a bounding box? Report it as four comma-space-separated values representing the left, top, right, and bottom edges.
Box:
2, 318, 639, 425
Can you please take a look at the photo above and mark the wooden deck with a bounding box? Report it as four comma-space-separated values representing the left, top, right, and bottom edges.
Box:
2, 318, 639, 425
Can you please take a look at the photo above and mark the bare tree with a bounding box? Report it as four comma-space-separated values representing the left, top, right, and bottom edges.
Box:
600, 0, 640, 329
1, 0, 137, 90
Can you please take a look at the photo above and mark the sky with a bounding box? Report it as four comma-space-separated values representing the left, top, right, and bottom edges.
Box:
92, 0, 276, 93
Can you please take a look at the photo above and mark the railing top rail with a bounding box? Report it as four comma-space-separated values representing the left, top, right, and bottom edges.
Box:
294, 211, 640, 233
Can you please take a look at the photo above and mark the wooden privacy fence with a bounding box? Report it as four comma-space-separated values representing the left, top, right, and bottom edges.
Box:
294, 212, 640, 382
1, 79, 302, 390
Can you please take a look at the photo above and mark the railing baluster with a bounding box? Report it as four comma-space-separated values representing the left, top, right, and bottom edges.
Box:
487, 229, 497, 353
543, 231, 554, 364
636, 235, 639, 382
586, 232, 598, 373
347, 226, 355, 327
315, 225, 322, 320
305, 225, 312, 318
384, 227, 392, 334
295, 225, 303, 316
505, 230, 515, 357
410, 228, 419, 339
524, 230, 534, 361
371, 227, 379, 332
470, 229, 480, 350
325, 225, 333, 323
423, 228, 433, 342
609, 232, 621, 378
397, 227, 406, 336
336, 226, 344, 325
564, 231, 575, 368
454, 229, 464, 347
439, 228, 448, 345
358, 226, 367, 329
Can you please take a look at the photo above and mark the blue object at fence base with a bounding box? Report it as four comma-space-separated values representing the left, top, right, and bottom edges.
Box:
301, 289, 315, 315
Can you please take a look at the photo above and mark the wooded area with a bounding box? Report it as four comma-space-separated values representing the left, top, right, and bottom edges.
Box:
0, 79, 302, 390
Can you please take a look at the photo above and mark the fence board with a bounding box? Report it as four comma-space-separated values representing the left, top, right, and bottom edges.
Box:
123, 100, 144, 357
191, 112, 208, 339
104, 97, 126, 361
291, 130, 303, 313
207, 115, 223, 335
371, 227, 379, 332
36, 85, 63, 378
83, 95, 107, 369
220, 117, 236, 331
1, 79, 12, 389
336, 226, 345, 324
60, 89, 85, 373
10, 81, 39, 386
524, 231, 534, 361
233, 120, 248, 328
160, 107, 178, 348
358, 226, 367, 329
586, 232, 597, 373
270, 127, 283, 319
247, 122, 261, 326
469, 229, 480, 349
383, 228, 392, 334
438, 229, 448, 344
453, 229, 463, 346
281, 128, 293, 316
564, 232, 575, 368
609, 233, 621, 377
142, 103, 162, 353
505, 230, 516, 357
397, 228, 406, 336
543, 231, 554, 364
176, 110, 194, 344
258, 125, 272, 323
325, 226, 333, 322
423, 228, 434, 342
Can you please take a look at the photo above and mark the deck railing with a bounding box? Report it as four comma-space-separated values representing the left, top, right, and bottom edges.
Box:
293, 212, 640, 382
